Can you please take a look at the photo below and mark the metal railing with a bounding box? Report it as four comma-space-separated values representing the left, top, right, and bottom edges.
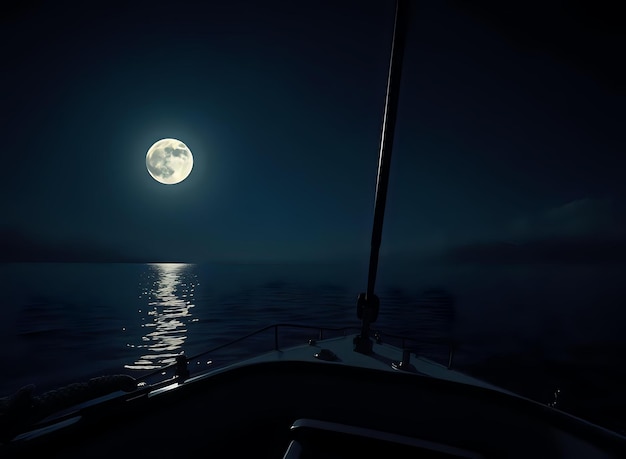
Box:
134, 323, 458, 388
369, 329, 459, 370
6, 323, 459, 438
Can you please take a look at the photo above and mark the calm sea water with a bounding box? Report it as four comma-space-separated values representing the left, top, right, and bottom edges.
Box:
1, 261, 625, 434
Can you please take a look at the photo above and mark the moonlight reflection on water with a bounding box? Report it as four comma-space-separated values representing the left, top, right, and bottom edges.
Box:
125, 263, 198, 370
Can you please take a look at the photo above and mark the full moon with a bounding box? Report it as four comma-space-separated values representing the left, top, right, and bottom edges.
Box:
146, 138, 194, 185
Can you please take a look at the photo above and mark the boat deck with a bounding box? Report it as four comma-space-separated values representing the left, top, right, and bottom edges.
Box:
4, 334, 626, 459
216, 334, 517, 396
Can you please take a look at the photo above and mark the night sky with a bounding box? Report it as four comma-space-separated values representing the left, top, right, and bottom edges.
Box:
2, 0, 624, 264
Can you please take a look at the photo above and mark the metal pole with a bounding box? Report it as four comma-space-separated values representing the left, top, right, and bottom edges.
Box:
356, 0, 410, 354
367, 0, 409, 300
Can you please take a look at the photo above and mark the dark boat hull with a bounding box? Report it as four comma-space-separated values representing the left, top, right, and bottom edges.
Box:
4, 360, 626, 458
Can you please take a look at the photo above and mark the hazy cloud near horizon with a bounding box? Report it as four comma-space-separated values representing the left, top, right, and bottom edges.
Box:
439, 198, 626, 265
508, 198, 622, 242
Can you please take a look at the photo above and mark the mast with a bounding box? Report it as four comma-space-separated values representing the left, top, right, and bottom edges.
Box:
355, 0, 409, 354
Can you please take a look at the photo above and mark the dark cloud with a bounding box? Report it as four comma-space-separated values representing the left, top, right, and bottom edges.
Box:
446, 198, 626, 264
0, 228, 139, 262
509, 198, 622, 240
446, 237, 626, 265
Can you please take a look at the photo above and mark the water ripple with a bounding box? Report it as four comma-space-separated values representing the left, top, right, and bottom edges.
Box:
124, 263, 197, 370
